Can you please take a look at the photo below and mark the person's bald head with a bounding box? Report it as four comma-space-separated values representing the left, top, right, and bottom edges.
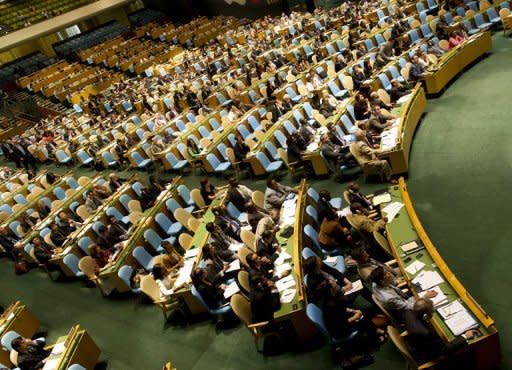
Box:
355, 129, 366, 141
414, 298, 434, 320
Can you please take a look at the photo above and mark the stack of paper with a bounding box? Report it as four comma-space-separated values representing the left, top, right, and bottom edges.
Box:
226, 259, 241, 273
51, 342, 66, 355
280, 288, 297, 303
184, 248, 199, 259
274, 263, 291, 276
438, 300, 478, 336
223, 281, 240, 299
372, 192, 392, 206
306, 142, 319, 152
279, 199, 297, 226
381, 127, 399, 151
275, 275, 296, 292
412, 270, 444, 291
228, 242, 244, 252
336, 206, 351, 218
42, 358, 60, 370
397, 93, 413, 105
419, 285, 448, 307
400, 240, 422, 255
173, 260, 194, 289
345, 280, 364, 295
405, 260, 425, 275
274, 251, 292, 266
382, 201, 404, 222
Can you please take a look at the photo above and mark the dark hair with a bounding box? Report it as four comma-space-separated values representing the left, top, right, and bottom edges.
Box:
369, 266, 385, 284
319, 190, 331, 200
11, 337, 23, 352
261, 230, 273, 240
152, 264, 165, 280
205, 222, 215, 232
350, 247, 365, 261
98, 225, 107, 233
303, 255, 320, 273
266, 176, 276, 187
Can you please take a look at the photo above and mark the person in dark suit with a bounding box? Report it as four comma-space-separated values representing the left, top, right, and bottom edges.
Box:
249, 272, 281, 323
320, 135, 345, 173
233, 132, 250, 162
191, 267, 227, 308
316, 190, 339, 225
409, 55, 426, 82
256, 230, 279, 262
319, 279, 386, 342
32, 236, 55, 265
0, 226, 19, 254
346, 182, 373, 210
404, 298, 479, 363
389, 79, 411, 102
109, 173, 125, 192
35, 200, 51, 220
11, 337, 50, 370
303, 255, 352, 304
106, 215, 128, 243
351, 65, 366, 90
49, 222, 68, 247
213, 205, 241, 241
286, 133, 304, 165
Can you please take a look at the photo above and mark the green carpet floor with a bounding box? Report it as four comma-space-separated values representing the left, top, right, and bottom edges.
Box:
1, 33, 511, 369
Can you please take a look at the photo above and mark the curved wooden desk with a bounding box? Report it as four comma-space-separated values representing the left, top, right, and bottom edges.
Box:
423, 31, 492, 96
384, 178, 500, 369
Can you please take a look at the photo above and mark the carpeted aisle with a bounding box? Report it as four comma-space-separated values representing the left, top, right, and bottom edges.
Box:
0, 33, 511, 369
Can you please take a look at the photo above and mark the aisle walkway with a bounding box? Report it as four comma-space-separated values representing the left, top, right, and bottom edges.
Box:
0, 33, 511, 369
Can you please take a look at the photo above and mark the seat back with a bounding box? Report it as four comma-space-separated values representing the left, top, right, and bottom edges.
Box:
230, 293, 253, 326
144, 229, 162, 251
190, 189, 206, 208
240, 229, 256, 251
78, 256, 96, 279
306, 303, 331, 339
1, 331, 21, 351
132, 246, 152, 270
118, 265, 136, 290
155, 213, 173, 233
140, 274, 162, 302
179, 233, 193, 250
63, 254, 81, 276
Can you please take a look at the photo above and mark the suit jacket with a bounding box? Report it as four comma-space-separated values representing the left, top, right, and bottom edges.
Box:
353, 140, 376, 164
307, 263, 345, 303
264, 184, 292, 210
347, 189, 373, 210
410, 63, 425, 80
404, 310, 467, 363
250, 284, 280, 323
372, 283, 414, 321
286, 140, 302, 164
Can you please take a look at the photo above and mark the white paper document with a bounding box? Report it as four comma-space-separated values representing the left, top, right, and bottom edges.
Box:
337, 206, 351, 218
345, 280, 364, 295
382, 201, 404, 222
275, 275, 296, 292
419, 285, 448, 307
226, 259, 241, 273
51, 342, 66, 355
437, 300, 465, 319
223, 281, 240, 299
173, 260, 194, 289
380, 127, 399, 151
412, 270, 444, 291
324, 256, 338, 264
280, 288, 297, 303
443, 307, 479, 336
372, 192, 391, 206
184, 248, 199, 259
274, 251, 292, 266
405, 260, 425, 275
274, 263, 292, 276
397, 93, 412, 105
228, 242, 244, 252
42, 358, 60, 370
